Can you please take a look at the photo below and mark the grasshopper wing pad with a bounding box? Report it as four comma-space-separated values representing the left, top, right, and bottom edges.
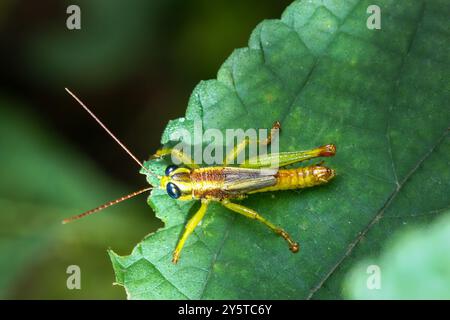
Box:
222, 168, 277, 193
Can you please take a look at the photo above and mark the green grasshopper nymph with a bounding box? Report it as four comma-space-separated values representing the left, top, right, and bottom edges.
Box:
62, 88, 337, 264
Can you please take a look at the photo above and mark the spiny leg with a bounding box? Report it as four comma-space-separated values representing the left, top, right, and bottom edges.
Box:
224, 121, 281, 165
241, 144, 336, 169
172, 199, 209, 263
152, 148, 199, 169
221, 199, 299, 253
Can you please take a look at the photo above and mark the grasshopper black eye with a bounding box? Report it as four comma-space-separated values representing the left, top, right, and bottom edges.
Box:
166, 182, 181, 199
165, 165, 178, 176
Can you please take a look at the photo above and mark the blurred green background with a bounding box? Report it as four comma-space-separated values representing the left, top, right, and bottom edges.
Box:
0, 0, 291, 299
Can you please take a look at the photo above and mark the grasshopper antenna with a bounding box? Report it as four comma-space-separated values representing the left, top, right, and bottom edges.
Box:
62, 187, 152, 224
64, 88, 160, 179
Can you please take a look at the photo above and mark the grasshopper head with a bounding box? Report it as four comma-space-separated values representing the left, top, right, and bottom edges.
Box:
160, 165, 193, 200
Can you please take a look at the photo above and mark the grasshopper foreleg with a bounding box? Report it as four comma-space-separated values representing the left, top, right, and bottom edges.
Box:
152, 148, 199, 169
172, 199, 209, 263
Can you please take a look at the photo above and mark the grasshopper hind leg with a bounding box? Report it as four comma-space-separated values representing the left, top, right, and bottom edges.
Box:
224, 121, 281, 165
221, 199, 299, 253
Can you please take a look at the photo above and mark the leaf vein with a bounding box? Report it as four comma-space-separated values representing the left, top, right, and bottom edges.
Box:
307, 126, 448, 299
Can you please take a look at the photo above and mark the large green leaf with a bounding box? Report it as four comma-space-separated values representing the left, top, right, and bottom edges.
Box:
109, 0, 450, 299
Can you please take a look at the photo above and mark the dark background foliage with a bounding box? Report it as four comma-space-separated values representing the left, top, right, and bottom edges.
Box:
0, 0, 290, 298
